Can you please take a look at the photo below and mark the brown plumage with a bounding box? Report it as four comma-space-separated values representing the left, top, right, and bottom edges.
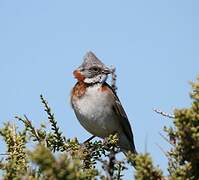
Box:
71, 51, 137, 154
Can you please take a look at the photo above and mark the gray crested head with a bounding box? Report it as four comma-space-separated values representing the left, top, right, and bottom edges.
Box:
81, 51, 107, 70
74, 51, 111, 84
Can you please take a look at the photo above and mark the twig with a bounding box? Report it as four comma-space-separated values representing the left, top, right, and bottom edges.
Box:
83, 135, 95, 144
11, 123, 17, 156
153, 108, 174, 119
15, 115, 41, 142
116, 161, 122, 180
108, 151, 116, 178
40, 94, 65, 150
40, 94, 62, 138
159, 132, 175, 146
155, 143, 169, 159
101, 151, 116, 180
0, 153, 9, 156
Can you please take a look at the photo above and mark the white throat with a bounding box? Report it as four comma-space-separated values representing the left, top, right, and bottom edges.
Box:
84, 74, 108, 84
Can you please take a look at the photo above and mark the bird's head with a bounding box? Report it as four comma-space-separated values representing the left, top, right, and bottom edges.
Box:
73, 51, 111, 84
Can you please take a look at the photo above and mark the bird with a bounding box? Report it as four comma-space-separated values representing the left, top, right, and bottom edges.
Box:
71, 51, 137, 154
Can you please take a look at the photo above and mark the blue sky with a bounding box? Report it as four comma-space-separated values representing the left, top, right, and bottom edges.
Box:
0, 0, 199, 178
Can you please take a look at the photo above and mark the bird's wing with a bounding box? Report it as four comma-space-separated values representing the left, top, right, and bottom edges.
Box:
104, 83, 136, 152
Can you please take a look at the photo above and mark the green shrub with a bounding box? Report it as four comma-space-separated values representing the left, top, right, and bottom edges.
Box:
1, 76, 199, 180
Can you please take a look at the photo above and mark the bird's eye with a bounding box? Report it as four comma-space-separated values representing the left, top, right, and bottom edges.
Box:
90, 67, 99, 72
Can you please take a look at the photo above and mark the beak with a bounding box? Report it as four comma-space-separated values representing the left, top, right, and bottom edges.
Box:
102, 67, 112, 75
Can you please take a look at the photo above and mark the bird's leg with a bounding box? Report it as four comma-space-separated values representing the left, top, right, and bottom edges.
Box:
83, 135, 95, 144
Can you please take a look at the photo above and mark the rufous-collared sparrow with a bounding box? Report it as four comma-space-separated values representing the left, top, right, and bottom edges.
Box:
71, 51, 137, 154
